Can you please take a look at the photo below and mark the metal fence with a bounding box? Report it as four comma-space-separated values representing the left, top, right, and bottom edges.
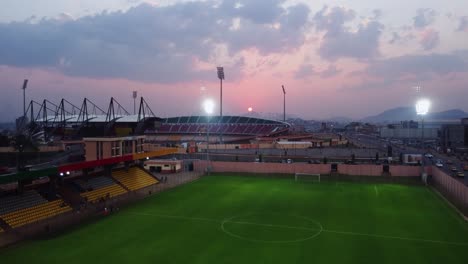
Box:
431, 167, 468, 217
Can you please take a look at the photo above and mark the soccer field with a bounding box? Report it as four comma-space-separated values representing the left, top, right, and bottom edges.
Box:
2, 174, 468, 264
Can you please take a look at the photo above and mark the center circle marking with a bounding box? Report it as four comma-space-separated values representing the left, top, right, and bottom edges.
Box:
220, 213, 323, 243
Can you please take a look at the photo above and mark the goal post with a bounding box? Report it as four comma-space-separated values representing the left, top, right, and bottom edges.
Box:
295, 173, 320, 182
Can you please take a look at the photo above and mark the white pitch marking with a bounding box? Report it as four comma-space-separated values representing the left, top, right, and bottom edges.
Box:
374, 185, 379, 196
124, 212, 468, 247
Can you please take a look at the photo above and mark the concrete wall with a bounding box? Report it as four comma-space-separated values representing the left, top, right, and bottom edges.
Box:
193, 161, 422, 177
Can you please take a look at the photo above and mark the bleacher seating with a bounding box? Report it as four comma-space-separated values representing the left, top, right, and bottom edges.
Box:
0, 199, 72, 228
0, 190, 48, 215
112, 167, 158, 191
80, 184, 127, 202
76, 176, 127, 202
157, 115, 289, 136
75, 176, 115, 191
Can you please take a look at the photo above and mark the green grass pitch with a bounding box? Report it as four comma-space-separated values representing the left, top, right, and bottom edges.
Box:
2, 173, 468, 263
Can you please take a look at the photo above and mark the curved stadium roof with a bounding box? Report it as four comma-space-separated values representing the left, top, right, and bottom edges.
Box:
162, 115, 288, 125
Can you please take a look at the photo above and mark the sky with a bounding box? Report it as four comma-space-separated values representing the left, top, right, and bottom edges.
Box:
1, 0, 468, 122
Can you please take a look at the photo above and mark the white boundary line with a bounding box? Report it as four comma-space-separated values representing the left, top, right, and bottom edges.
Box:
124, 211, 468, 246
374, 185, 379, 196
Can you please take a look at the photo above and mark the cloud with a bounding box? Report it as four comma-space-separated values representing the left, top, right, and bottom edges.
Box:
313, 6, 383, 60
419, 28, 440, 50
221, 0, 286, 24
367, 52, 467, 79
294, 64, 341, 79
413, 8, 437, 29
388, 31, 415, 45
457, 16, 468, 32
0, 1, 310, 83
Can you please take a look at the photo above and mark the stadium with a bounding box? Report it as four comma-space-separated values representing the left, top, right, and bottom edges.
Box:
0, 93, 468, 264
2, 1, 468, 262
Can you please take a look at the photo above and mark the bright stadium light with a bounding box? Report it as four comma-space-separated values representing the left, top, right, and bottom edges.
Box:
415, 99, 430, 115
203, 99, 215, 115
248, 107, 253, 112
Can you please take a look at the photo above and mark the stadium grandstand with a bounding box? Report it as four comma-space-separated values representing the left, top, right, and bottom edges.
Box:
18, 97, 161, 141
146, 115, 290, 143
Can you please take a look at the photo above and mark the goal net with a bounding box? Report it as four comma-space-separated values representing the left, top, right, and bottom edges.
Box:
295, 173, 320, 182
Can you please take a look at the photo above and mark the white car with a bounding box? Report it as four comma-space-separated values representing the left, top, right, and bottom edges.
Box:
435, 162, 443, 168
424, 153, 434, 158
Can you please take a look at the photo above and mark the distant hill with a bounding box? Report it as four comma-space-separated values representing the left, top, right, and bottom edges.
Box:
362, 107, 468, 123
323, 116, 353, 123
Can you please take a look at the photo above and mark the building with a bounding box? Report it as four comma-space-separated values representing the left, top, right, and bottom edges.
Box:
83, 136, 145, 161
144, 159, 182, 173
380, 126, 438, 139
440, 118, 468, 152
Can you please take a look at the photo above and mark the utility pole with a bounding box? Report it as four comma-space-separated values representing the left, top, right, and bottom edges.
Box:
282, 85, 286, 122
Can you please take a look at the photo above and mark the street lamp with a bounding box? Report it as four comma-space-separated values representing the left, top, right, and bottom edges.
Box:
203, 99, 215, 174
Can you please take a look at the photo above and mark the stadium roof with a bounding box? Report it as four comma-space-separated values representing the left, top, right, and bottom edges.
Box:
163, 115, 288, 125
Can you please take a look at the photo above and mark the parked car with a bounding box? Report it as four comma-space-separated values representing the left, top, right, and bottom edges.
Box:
424, 153, 434, 158
456, 171, 465, 178
463, 164, 468, 171
446, 160, 454, 165
435, 162, 443, 168
451, 166, 458, 172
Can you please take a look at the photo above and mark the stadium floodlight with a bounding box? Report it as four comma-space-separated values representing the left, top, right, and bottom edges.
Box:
203, 99, 215, 115
22, 79, 28, 117
416, 99, 430, 115
203, 98, 215, 175
415, 98, 430, 172
59, 172, 64, 176
282, 85, 286, 122
66, 171, 70, 175
133, 91, 137, 115
217, 67, 225, 143
146, 156, 150, 160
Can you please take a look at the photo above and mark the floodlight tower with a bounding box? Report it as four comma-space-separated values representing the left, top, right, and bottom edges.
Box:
416, 98, 430, 183
282, 85, 286, 122
22, 79, 28, 117
416, 99, 430, 148
217, 67, 225, 117
132, 91, 137, 115
203, 99, 215, 174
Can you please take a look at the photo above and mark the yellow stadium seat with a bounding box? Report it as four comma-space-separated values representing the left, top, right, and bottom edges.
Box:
0, 200, 72, 229
112, 167, 158, 191
80, 184, 127, 202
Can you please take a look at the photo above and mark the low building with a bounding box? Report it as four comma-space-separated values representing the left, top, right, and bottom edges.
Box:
144, 159, 182, 173
83, 136, 145, 161
379, 127, 438, 139
440, 119, 468, 151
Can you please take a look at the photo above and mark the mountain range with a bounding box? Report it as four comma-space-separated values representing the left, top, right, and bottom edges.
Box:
361, 107, 467, 123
